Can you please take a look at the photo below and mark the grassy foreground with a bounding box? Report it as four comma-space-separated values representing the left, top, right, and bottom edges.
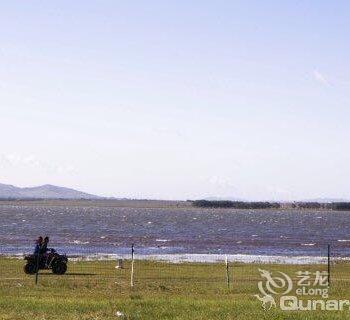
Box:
1, 258, 350, 319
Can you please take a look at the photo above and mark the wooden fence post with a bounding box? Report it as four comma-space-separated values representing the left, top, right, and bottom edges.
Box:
130, 244, 135, 287
225, 255, 230, 289
327, 244, 331, 287
35, 254, 40, 285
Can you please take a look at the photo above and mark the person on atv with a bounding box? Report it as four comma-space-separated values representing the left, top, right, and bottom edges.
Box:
40, 236, 51, 266
40, 236, 50, 254
24, 236, 68, 275
34, 236, 43, 255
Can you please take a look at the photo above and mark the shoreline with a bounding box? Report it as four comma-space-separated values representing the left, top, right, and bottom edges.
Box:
0, 199, 349, 212
1, 252, 347, 265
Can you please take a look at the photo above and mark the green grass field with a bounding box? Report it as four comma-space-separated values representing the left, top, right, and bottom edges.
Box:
1, 257, 350, 319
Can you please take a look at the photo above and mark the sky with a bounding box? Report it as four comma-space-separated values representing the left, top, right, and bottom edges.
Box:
0, 1, 349, 201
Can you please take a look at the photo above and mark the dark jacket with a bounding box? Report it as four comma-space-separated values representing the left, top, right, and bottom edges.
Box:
34, 244, 41, 255
39, 242, 48, 254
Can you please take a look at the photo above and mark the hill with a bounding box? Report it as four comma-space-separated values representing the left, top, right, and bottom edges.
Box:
0, 183, 100, 199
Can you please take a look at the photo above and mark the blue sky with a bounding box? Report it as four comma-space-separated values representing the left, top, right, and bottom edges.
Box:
0, 1, 349, 200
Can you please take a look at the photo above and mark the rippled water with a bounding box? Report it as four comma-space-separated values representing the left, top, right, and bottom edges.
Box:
1, 205, 350, 259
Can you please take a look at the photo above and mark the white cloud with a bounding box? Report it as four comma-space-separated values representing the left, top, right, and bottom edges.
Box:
0, 153, 75, 174
206, 175, 236, 189
313, 70, 329, 86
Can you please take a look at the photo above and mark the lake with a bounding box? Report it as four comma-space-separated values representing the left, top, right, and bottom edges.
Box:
1, 204, 350, 262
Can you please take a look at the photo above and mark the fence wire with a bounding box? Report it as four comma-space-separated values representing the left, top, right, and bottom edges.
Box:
0, 242, 349, 293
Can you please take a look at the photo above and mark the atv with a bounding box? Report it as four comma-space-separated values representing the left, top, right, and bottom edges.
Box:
24, 249, 68, 275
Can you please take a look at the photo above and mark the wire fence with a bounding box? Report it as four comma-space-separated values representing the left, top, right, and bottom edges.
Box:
1, 241, 350, 293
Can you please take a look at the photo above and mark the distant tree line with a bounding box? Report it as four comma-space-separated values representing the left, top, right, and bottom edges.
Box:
192, 200, 280, 209
192, 200, 350, 211
291, 202, 323, 209
331, 202, 350, 211
291, 202, 350, 210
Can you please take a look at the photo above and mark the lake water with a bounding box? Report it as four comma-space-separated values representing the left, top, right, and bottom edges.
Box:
1, 205, 350, 263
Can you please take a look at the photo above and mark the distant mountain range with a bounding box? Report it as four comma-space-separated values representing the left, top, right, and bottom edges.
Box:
0, 183, 101, 199
203, 196, 245, 201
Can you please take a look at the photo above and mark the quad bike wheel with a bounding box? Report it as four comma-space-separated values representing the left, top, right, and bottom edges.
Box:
24, 263, 37, 275
52, 261, 67, 275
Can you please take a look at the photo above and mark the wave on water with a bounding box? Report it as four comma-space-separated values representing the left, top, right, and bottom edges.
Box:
3, 206, 350, 264
69, 240, 90, 245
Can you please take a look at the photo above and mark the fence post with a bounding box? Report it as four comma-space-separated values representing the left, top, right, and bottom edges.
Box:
225, 255, 230, 289
130, 243, 135, 288
35, 253, 40, 285
327, 244, 331, 287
